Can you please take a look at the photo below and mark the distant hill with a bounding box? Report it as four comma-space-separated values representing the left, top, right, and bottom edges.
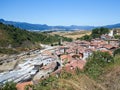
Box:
0, 19, 120, 31
0, 19, 95, 31
103, 23, 120, 29
0, 19, 51, 31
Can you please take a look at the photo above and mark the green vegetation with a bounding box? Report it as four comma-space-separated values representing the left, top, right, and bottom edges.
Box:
25, 72, 73, 90
114, 34, 120, 39
77, 34, 92, 41
84, 51, 114, 79
0, 48, 19, 54
24, 69, 104, 90
113, 48, 120, 56
91, 27, 109, 38
0, 23, 72, 53
34, 76, 59, 90
77, 27, 110, 41
49, 34, 72, 46
0, 81, 17, 90
113, 54, 120, 66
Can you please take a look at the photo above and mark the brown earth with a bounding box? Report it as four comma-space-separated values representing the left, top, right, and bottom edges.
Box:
58, 75, 106, 90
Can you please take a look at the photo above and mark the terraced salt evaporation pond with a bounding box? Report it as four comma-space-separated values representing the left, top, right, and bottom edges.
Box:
0, 54, 56, 84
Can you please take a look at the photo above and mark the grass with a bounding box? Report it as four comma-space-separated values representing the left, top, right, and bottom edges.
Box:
97, 54, 120, 90
103, 54, 120, 72
28, 70, 104, 90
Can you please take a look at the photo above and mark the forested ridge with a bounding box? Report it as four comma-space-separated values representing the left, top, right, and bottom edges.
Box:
0, 23, 72, 53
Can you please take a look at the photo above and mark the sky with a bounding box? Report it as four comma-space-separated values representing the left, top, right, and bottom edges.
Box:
0, 0, 120, 26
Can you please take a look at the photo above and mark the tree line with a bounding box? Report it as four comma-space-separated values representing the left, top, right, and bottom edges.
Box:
77, 27, 110, 41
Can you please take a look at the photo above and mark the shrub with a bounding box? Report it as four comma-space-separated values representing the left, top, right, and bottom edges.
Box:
84, 51, 114, 79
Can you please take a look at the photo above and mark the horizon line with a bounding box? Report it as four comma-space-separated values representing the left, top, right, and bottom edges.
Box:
0, 18, 120, 27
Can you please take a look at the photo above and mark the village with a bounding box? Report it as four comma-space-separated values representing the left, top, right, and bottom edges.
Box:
55, 30, 119, 71
0, 29, 120, 90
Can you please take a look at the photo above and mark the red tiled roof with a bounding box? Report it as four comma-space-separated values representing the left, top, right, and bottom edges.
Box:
42, 50, 52, 55
64, 60, 86, 72
16, 81, 33, 90
70, 60, 86, 69
100, 49, 113, 55
60, 55, 72, 62
103, 44, 116, 49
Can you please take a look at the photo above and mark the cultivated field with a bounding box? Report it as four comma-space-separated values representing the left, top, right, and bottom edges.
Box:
49, 30, 91, 40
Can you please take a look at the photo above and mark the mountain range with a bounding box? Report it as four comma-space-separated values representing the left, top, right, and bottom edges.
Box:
0, 19, 120, 31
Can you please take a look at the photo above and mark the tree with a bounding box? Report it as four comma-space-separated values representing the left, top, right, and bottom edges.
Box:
0, 23, 72, 53
1, 81, 17, 90
77, 27, 109, 41
25, 84, 34, 90
114, 35, 120, 39
91, 27, 109, 38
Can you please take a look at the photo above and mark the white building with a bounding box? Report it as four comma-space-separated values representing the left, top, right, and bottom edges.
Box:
108, 30, 114, 37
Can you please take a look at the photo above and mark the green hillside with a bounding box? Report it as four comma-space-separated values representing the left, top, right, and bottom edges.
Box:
0, 23, 72, 54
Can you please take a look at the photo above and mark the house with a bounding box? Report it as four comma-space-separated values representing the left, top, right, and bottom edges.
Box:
60, 54, 72, 64
108, 30, 114, 37
101, 34, 112, 40
107, 39, 119, 46
64, 60, 86, 73
83, 49, 93, 60
75, 40, 90, 47
103, 44, 117, 50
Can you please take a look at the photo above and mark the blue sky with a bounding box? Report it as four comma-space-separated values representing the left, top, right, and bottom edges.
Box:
0, 0, 120, 26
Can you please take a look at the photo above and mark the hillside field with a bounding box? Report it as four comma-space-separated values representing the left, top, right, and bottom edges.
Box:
49, 30, 91, 40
